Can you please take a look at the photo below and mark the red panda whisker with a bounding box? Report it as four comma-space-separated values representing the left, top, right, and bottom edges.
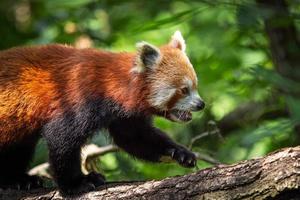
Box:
178, 110, 183, 119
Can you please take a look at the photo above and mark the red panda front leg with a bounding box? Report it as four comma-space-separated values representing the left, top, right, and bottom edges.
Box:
109, 116, 196, 168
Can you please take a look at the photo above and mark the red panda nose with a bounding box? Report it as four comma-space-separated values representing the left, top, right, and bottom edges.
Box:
195, 100, 205, 111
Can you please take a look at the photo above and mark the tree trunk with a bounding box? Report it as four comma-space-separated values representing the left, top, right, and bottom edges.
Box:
1, 146, 299, 200
256, 0, 300, 138
256, 0, 300, 82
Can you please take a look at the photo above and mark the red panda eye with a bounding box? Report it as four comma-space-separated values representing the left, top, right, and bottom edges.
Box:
181, 87, 189, 95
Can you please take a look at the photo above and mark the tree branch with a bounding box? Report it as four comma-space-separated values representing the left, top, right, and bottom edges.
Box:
218, 101, 289, 135
2, 146, 300, 199
28, 144, 120, 178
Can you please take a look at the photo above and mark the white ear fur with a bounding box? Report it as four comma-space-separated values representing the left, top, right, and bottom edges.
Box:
169, 30, 186, 52
133, 41, 161, 73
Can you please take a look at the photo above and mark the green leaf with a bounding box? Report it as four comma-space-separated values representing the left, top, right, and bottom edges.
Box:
45, 0, 95, 9
131, 7, 207, 33
285, 96, 300, 122
250, 66, 300, 94
236, 4, 261, 29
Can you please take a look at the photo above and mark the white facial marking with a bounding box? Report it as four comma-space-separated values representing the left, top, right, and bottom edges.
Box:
190, 90, 202, 107
149, 84, 176, 109
173, 90, 201, 111
183, 77, 193, 89
173, 76, 201, 111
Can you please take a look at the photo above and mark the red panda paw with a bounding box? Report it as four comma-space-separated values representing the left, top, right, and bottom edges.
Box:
85, 172, 106, 187
168, 146, 197, 168
7, 175, 44, 191
61, 172, 105, 196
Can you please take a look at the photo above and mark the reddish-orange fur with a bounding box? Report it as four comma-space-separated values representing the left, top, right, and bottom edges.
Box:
0, 44, 152, 146
0, 32, 202, 194
159, 46, 197, 89
0, 43, 197, 146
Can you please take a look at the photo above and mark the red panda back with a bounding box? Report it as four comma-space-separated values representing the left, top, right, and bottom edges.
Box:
0, 44, 149, 146
0, 45, 74, 145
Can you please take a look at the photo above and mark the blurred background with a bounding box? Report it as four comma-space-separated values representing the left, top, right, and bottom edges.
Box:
0, 0, 299, 184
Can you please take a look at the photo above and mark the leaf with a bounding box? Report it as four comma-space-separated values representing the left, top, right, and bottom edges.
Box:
236, 4, 261, 29
285, 96, 300, 122
249, 66, 300, 94
131, 7, 207, 33
240, 118, 294, 148
44, 0, 95, 9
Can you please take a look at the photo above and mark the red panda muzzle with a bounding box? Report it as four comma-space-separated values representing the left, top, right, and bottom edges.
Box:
168, 110, 192, 122
155, 109, 193, 122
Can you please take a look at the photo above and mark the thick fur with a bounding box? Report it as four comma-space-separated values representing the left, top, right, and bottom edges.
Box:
0, 40, 199, 195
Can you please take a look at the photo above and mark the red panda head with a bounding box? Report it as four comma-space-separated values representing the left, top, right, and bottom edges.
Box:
133, 31, 205, 122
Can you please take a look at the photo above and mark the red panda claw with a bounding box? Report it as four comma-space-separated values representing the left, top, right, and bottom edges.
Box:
171, 150, 176, 158
167, 148, 176, 158
26, 183, 31, 191
179, 154, 185, 163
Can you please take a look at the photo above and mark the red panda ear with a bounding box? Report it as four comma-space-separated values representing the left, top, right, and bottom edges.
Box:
169, 30, 186, 52
133, 41, 161, 73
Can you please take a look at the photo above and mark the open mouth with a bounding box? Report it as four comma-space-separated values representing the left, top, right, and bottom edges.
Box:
168, 109, 192, 122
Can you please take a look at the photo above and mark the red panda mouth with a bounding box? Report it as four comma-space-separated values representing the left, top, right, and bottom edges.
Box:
168, 110, 192, 122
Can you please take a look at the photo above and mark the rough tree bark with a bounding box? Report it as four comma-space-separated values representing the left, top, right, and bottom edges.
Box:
1, 146, 299, 200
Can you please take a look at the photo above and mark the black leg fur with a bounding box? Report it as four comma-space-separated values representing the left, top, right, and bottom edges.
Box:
0, 135, 43, 190
41, 98, 122, 195
39, 98, 195, 195
42, 112, 105, 195
109, 116, 196, 168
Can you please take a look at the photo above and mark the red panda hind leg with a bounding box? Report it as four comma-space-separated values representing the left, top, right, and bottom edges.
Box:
0, 133, 43, 189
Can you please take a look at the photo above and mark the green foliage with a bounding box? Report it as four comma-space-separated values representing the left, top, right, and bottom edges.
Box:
1, 0, 299, 182
45, 0, 95, 9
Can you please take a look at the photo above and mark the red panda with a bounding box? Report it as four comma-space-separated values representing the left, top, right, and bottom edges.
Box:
0, 31, 205, 195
